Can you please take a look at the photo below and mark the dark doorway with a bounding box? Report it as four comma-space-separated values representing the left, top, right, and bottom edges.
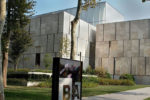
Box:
35, 53, 40, 66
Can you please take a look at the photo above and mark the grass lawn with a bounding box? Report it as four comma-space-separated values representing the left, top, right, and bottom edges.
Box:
145, 98, 150, 100
5, 85, 150, 100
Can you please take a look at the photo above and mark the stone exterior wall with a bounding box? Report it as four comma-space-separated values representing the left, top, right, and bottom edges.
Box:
11, 12, 96, 69
95, 19, 150, 84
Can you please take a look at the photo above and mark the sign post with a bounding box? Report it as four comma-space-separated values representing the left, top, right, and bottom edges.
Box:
52, 58, 82, 100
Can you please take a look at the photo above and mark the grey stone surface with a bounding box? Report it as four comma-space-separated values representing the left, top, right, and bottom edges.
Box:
96, 41, 109, 57
110, 41, 123, 57
116, 22, 129, 40
47, 34, 54, 52
30, 17, 41, 36
54, 34, 63, 52
115, 57, 131, 75
41, 14, 59, 35
79, 20, 89, 40
130, 19, 150, 39
132, 57, 145, 75
102, 58, 114, 74
146, 57, 150, 75
23, 54, 35, 68
104, 23, 115, 41
124, 40, 139, 57
140, 39, 150, 57
89, 25, 96, 42
95, 57, 102, 68
96, 24, 103, 42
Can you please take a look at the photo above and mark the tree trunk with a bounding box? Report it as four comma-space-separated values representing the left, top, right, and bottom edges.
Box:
14, 59, 19, 71
0, 0, 6, 99
2, 51, 8, 88
70, 0, 82, 60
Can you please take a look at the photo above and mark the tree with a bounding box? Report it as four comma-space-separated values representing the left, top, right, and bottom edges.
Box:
1, 0, 35, 87
43, 53, 53, 69
9, 30, 32, 70
70, 0, 97, 60
0, 0, 6, 99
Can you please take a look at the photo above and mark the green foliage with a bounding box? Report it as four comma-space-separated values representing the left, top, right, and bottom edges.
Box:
120, 74, 135, 81
7, 78, 27, 86
99, 78, 135, 86
145, 98, 150, 100
59, 37, 70, 57
37, 79, 52, 88
95, 67, 111, 79
43, 53, 53, 69
83, 65, 96, 75
1, 0, 35, 70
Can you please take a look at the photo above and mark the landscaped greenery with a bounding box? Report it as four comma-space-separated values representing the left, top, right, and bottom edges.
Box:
5, 85, 150, 100
145, 98, 150, 100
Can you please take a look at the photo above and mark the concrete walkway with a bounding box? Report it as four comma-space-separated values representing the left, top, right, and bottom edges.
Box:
83, 87, 150, 100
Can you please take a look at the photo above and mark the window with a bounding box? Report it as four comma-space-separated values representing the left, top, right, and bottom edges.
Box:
35, 53, 40, 66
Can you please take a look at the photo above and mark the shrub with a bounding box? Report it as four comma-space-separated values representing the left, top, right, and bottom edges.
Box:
120, 74, 135, 81
7, 78, 27, 86
37, 79, 52, 88
82, 77, 100, 88
43, 53, 53, 69
84, 65, 96, 75
95, 67, 111, 79
99, 78, 135, 86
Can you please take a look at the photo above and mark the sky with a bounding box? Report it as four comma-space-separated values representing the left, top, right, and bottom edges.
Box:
34, 0, 150, 21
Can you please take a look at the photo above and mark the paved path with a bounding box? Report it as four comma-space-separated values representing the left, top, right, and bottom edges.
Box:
82, 87, 150, 100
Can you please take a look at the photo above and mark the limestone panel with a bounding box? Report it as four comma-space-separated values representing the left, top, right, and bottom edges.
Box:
77, 39, 88, 57
115, 57, 131, 75
23, 54, 35, 68
104, 23, 115, 41
79, 20, 89, 40
89, 25, 96, 43
132, 57, 145, 75
54, 34, 63, 52
96, 41, 109, 57
140, 39, 150, 57
63, 12, 70, 34
146, 57, 150, 75
58, 12, 64, 33
47, 35, 54, 52
32, 36, 40, 47
95, 57, 102, 68
96, 24, 103, 42
124, 40, 139, 57
116, 22, 129, 40
102, 58, 114, 74
41, 14, 58, 35
30, 17, 41, 36
131, 19, 150, 39
82, 57, 89, 70
110, 41, 123, 57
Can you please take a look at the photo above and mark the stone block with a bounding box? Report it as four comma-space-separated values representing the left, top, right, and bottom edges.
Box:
140, 39, 150, 57
77, 39, 88, 57
47, 34, 54, 52
95, 57, 102, 68
124, 40, 139, 57
54, 34, 63, 52
134, 76, 150, 85
79, 20, 89, 40
146, 57, 150, 75
63, 12, 70, 34
116, 22, 129, 40
96, 24, 103, 42
102, 58, 114, 74
130, 19, 150, 39
104, 23, 115, 41
30, 17, 41, 36
23, 54, 35, 68
110, 41, 123, 57
41, 14, 59, 35
115, 57, 131, 75
58, 12, 64, 33
132, 57, 145, 75
96, 41, 109, 57
89, 25, 96, 43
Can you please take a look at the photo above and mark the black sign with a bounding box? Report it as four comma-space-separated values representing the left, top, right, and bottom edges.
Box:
52, 58, 82, 100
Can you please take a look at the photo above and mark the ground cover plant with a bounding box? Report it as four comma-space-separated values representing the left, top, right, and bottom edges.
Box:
145, 98, 150, 100
5, 85, 150, 100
